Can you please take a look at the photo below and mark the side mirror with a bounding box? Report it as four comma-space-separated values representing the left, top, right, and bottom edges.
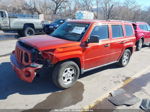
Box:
89, 35, 99, 43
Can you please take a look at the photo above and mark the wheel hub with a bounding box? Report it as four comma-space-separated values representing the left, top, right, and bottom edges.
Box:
62, 67, 76, 84
27, 30, 33, 35
123, 52, 129, 65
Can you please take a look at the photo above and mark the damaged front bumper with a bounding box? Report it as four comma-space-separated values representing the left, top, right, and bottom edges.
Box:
10, 53, 43, 83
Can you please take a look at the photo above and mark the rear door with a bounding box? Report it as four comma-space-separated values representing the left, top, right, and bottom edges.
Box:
83, 23, 111, 70
109, 24, 125, 62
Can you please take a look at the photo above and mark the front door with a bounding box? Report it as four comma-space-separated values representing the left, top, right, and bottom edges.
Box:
83, 24, 111, 70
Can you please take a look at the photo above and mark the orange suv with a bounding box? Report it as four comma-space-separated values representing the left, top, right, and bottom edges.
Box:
11, 20, 136, 89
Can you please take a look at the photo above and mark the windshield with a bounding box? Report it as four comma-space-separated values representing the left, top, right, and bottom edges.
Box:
51, 22, 90, 41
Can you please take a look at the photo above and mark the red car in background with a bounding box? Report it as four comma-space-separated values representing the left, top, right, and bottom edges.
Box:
133, 22, 150, 51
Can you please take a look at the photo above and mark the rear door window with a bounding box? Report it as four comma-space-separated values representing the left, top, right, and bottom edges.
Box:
125, 25, 134, 37
112, 25, 124, 38
91, 25, 109, 40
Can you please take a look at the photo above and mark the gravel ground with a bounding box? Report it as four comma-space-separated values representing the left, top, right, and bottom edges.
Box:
0, 39, 17, 57
0, 31, 18, 57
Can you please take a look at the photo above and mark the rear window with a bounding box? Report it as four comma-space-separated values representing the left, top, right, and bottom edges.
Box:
91, 25, 109, 40
139, 24, 148, 31
147, 24, 150, 31
112, 25, 124, 38
125, 25, 134, 37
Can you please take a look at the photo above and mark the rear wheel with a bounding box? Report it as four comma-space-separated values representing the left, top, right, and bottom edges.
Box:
118, 49, 131, 67
52, 61, 80, 89
23, 26, 35, 37
136, 39, 143, 51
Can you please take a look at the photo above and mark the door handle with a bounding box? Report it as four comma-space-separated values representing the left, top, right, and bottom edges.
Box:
104, 44, 110, 47
119, 41, 126, 44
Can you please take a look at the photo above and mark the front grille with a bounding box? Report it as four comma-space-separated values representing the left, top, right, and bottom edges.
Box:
15, 46, 31, 65
16, 41, 44, 65
16, 47, 23, 64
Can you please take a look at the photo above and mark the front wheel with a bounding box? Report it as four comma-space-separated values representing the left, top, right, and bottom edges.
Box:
118, 49, 131, 67
52, 61, 80, 89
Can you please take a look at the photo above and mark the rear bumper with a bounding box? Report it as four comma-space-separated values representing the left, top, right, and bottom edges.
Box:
10, 53, 43, 83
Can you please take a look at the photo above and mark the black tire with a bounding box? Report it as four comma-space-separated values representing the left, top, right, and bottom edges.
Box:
23, 26, 35, 37
136, 39, 143, 51
118, 49, 131, 67
52, 61, 80, 89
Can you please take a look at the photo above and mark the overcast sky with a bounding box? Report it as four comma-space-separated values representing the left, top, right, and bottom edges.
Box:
1, 0, 150, 10
122, 0, 150, 9
136, 0, 150, 8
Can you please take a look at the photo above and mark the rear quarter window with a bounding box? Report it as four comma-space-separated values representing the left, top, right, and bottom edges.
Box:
139, 24, 148, 31
125, 25, 134, 37
112, 25, 124, 38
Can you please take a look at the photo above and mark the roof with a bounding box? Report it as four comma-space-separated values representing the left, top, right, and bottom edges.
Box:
69, 19, 132, 24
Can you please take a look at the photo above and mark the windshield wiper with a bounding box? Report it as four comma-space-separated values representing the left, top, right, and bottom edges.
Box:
51, 34, 74, 41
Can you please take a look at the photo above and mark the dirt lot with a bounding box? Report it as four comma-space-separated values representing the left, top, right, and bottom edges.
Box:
0, 33, 150, 112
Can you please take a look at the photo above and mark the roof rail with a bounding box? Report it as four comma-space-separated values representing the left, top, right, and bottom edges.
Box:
135, 21, 146, 23
107, 19, 132, 23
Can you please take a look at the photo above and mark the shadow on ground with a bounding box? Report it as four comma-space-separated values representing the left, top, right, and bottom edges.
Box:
0, 33, 18, 41
0, 62, 85, 111
80, 63, 120, 78
0, 62, 60, 100
0, 61, 120, 101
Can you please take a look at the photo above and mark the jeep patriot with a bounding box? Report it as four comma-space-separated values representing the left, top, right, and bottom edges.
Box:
11, 20, 136, 89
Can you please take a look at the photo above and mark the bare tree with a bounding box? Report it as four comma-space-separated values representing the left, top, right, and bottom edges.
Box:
24, 0, 42, 14
111, 0, 141, 21
99, 0, 114, 20
0, 0, 150, 23
51, 0, 68, 14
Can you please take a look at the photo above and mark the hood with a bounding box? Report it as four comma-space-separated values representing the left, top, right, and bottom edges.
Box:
50, 22, 59, 27
19, 35, 79, 51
